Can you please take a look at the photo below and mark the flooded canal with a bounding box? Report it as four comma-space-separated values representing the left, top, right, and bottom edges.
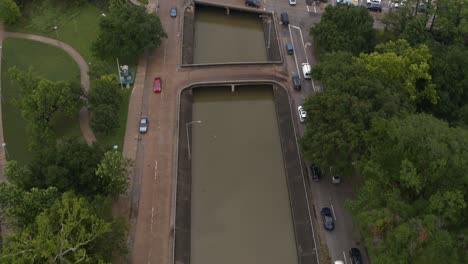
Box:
190, 85, 297, 264
193, 6, 267, 64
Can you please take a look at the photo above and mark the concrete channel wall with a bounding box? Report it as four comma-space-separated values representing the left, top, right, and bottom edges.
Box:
181, 1, 282, 66
174, 82, 317, 264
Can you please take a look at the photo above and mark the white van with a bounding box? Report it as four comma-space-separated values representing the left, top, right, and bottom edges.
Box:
301, 63, 311, 80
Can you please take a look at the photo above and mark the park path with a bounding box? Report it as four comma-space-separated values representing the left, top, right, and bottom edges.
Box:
0, 31, 96, 151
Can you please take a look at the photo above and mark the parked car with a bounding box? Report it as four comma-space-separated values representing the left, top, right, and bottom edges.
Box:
280, 12, 289, 25
320, 207, 335, 230
332, 175, 342, 184
289, 0, 297, 5
170, 6, 177, 17
245, 0, 260, 8
309, 164, 322, 181
292, 75, 301, 90
298, 105, 307, 123
139, 116, 148, 133
367, 2, 382, 12
301, 63, 311, 79
286, 42, 294, 55
349, 248, 363, 264
153, 77, 162, 93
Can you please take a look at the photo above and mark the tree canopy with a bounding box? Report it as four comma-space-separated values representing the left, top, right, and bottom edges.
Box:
91, 1, 167, 62
347, 114, 468, 263
302, 39, 435, 173
310, 4, 375, 56
0, 0, 21, 25
0, 192, 114, 263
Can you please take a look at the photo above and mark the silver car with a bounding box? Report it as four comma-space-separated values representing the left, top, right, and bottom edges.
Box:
139, 116, 148, 133
298, 106, 307, 123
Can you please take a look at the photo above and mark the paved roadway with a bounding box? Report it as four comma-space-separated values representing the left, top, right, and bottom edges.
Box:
264, 0, 394, 263
122, 0, 394, 263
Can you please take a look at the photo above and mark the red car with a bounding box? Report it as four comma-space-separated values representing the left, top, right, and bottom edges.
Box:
153, 77, 161, 93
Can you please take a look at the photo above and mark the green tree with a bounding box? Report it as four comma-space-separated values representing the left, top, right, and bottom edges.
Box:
310, 4, 374, 56
90, 104, 119, 135
0, 183, 58, 227
91, 1, 167, 62
356, 39, 437, 104
347, 114, 468, 263
424, 43, 468, 127
89, 75, 121, 109
96, 151, 131, 197
0, 192, 113, 263
20, 79, 81, 125
26, 139, 105, 194
9, 67, 82, 127
0, 0, 21, 25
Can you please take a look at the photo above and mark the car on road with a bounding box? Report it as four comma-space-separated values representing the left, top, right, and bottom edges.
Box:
139, 116, 148, 133
334, 261, 344, 264
280, 12, 289, 25
320, 207, 335, 230
350, 248, 363, 264
170, 6, 177, 17
292, 74, 301, 90
153, 77, 162, 93
289, 0, 297, 5
301, 63, 311, 79
286, 42, 294, 55
367, 2, 382, 12
332, 175, 342, 184
309, 164, 322, 181
245, 0, 260, 8
298, 105, 307, 123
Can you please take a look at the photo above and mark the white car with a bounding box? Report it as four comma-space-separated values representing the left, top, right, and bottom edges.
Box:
289, 0, 296, 5
298, 106, 307, 123
139, 116, 148, 133
301, 63, 311, 80
390, 0, 406, 8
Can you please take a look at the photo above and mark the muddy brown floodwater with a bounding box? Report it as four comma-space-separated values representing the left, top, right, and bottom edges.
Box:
193, 6, 267, 64
190, 85, 297, 264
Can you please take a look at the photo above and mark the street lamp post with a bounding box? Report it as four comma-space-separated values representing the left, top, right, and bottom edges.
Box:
1, 143, 8, 159
53, 26, 59, 40
186, 121, 202, 160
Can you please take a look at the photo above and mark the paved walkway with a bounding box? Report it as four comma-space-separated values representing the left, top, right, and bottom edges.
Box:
0, 23, 6, 181
0, 30, 96, 158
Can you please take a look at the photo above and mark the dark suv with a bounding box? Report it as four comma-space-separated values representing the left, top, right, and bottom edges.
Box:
309, 164, 322, 181
245, 0, 260, 8
367, 2, 382, 12
349, 248, 363, 264
292, 75, 301, 90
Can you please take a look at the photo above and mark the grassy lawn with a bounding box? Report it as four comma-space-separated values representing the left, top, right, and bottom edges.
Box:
1, 38, 81, 163
4, 1, 132, 157
7, 2, 102, 63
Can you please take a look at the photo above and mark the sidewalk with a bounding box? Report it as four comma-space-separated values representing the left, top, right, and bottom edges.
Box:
0, 22, 7, 181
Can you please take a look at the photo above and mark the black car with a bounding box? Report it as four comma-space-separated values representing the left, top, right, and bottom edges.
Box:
367, 2, 382, 12
292, 75, 301, 90
245, 0, 260, 8
320, 207, 335, 230
309, 164, 322, 181
349, 248, 363, 264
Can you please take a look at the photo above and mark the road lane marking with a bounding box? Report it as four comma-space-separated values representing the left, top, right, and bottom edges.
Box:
343, 251, 348, 264
154, 160, 158, 180
150, 206, 155, 233
288, 25, 300, 75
